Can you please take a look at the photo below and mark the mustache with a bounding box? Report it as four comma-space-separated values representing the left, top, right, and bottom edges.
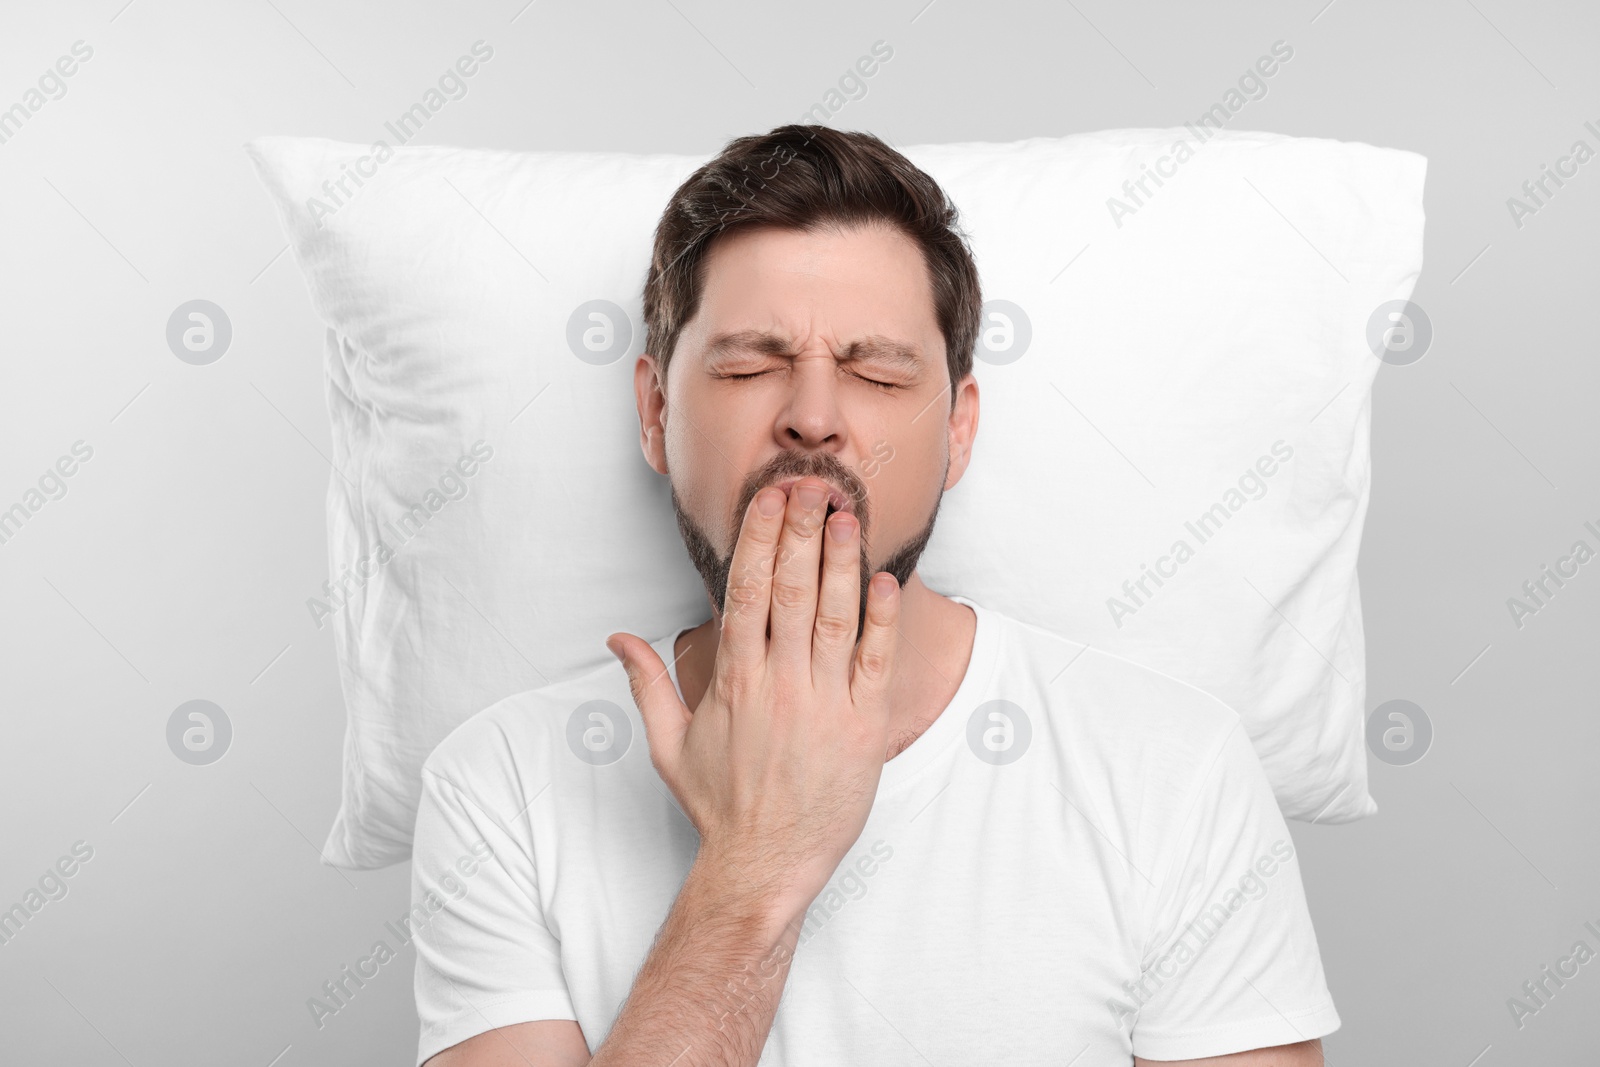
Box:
667, 449, 948, 640
733, 455, 868, 530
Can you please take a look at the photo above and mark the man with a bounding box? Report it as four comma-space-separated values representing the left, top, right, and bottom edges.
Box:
410, 125, 1339, 1065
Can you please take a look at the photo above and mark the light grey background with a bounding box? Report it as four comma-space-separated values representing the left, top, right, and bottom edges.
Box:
1, 1, 1595, 1064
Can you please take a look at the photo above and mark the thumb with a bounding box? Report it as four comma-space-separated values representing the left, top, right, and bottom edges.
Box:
606, 632, 690, 764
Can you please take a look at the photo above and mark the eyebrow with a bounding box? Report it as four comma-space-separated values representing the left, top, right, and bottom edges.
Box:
704, 329, 924, 373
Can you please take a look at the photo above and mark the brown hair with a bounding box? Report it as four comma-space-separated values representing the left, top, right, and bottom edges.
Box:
642, 124, 982, 406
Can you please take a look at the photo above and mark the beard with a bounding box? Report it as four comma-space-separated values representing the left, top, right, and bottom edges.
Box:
669, 448, 948, 642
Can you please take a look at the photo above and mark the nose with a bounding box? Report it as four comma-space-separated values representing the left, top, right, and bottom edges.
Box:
777, 353, 848, 450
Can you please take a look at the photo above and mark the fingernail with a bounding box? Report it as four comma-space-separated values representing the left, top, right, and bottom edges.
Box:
796, 484, 826, 510
757, 489, 784, 516
872, 574, 897, 597
828, 513, 855, 542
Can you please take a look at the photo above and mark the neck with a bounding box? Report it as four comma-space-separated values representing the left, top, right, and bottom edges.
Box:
672, 572, 976, 761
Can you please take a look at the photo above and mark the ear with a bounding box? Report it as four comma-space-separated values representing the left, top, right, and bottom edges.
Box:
943, 370, 980, 490
635, 353, 669, 476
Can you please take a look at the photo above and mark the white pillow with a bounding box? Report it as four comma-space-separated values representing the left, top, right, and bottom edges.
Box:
246, 128, 1425, 869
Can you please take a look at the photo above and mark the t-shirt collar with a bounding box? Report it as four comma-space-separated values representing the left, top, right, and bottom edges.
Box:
651, 594, 1000, 798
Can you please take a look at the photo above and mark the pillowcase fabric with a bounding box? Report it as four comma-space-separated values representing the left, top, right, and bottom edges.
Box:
245, 127, 1425, 869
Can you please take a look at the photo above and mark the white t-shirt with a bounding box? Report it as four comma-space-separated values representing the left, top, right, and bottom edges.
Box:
410, 595, 1340, 1065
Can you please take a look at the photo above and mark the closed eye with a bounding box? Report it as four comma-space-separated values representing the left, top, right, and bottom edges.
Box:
856, 373, 900, 392
721, 370, 900, 392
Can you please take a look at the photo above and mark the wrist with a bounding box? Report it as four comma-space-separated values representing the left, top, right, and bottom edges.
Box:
683, 848, 810, 947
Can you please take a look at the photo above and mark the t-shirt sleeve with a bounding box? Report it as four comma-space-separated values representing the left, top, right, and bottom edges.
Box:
410, 763, 579, 1067
1130, 717, 1341, 1061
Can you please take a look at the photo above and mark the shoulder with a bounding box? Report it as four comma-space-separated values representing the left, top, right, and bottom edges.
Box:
992, 606, 1241, 752
981, 604, 1251, 819
421, 652, 638, 799
983, 608, 1274, 904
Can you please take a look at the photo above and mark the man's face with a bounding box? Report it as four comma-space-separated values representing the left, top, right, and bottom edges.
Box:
636, 221, 978, 637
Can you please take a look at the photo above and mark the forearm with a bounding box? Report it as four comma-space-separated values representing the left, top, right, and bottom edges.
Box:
591, 856, 805, 1067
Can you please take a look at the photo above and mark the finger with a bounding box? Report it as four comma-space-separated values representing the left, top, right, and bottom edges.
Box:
769, 479, 832, 673
607, 633, 689, 777
849, 572, 900, 721
718, 487, 787, 676
812, 509, 862, 684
